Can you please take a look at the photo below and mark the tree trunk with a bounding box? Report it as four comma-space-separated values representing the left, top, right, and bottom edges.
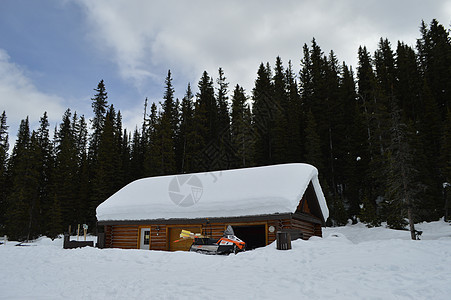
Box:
407, 204, 416, 240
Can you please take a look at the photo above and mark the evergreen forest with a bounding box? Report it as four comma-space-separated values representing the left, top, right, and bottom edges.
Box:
1, 19, 450, 240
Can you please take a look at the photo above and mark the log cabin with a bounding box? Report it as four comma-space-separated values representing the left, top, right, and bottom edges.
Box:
96, 163, 329, 251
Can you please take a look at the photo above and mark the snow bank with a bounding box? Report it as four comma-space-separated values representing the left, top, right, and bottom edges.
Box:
96, 163, 328, 222
1, 220, 450, 299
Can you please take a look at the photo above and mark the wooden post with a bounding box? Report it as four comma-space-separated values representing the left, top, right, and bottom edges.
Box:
77, 224, 80, 241
96, 233, 105, 249
63, 233, 70, 249
276, 231, 292, 250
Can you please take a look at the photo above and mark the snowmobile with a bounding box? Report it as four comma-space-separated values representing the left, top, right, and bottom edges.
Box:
182, 225, 245, 255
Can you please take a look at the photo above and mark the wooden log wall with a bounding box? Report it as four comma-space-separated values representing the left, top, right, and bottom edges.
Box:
104, 225, 112, 248
149, 225, 167, 251
313, 223, 323, 237
290, 219, 316, 239
202, 223, 227, 239
103, 217, 323, 250
109, 225, 139, 249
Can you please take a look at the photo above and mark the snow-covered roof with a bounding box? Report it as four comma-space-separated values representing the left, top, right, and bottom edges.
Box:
96, 163, 329, 222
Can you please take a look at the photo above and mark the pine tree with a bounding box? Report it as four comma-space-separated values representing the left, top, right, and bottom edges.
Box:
231, 84, 253, 168
216, 67, 233, 170
177, 84, 198, 173
0, 111, 9, 233
272, 56, 289, 163
73, 114, 90, 225
417, 19, 451, 120
130, 127, 144, 180
299, 43, 313, 105
162, 70, 178, 137
5, 117, 36, 240
374, 38, 396, 96
385, 101, 419, 238
416, 81, 443, 220
91, 105, 124, 225
195, 71, 219, 170
338, 64, 368, 219
285, 60, 303, 162
35, 112, 54, 235
323, 50, 341, 201
147, 71, 178, 176
395, 42, 422, 122
304, 111, 323, 171
89, 80, 108, 163
441, 110, 451, 220
252, 63, 275, 165
52, 110, 79, 231
357, 45, 386, 208
359, 195, 380, 227
155, 109, 176, 175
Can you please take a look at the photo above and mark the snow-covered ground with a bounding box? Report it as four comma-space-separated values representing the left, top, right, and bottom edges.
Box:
1, 221, 450, 300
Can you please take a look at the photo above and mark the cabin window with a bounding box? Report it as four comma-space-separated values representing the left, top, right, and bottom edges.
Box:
144, 231, 150, 245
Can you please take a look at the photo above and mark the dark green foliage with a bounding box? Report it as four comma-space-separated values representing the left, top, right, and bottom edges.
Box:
90, 105, 123, 223
194, 71, 220, 170
5, 117, 41, 240
304, 111, 323, 170
252, 63, 275, 165
442, 110, 451, 220
385, 102, 418, 237
215, 67, 233, 170
52, 110, 80, 230
231, 84, 253, 168
417, 19, 451, 119
176, 84, 199, 173
3, 19, 450, 238
0, 111, 8, 234
359, 196, 380, 227
89, 80, 108, 161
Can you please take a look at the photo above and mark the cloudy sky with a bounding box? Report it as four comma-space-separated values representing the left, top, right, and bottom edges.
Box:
0, 0, 450, 143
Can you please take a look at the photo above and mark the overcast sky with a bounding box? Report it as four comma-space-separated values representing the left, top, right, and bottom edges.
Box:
0, 0, 450, 143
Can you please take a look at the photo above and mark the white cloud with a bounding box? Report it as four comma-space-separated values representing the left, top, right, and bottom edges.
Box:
77, 0, 449, 100
0, 49, 66, 140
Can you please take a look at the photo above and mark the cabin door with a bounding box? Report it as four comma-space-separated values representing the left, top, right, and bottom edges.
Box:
139, 227, 151, 250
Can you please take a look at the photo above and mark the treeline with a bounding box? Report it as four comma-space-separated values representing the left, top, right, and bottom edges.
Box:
1, 19, 450, 240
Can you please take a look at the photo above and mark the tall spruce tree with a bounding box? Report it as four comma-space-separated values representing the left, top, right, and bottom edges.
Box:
35, 112, 54, 235
272, 56, 289, 163
195, 71, 219, 170
53, 110, 79, 232
5, 117, 33, 240
90, 105, 122, 224
0, 111, 9, 233
441, 110, 451, 220
416, 81, 443, 220
385, 101, 419, 238
417, 19, 451, 119
130, 127, 144, 180
177, 84, 198, 173
151, 71, 177, 175
357, 45, 386, 206
252, 63, 275, 165
338, 64, 368, 220
285, 60, 303, 162
231, 84, 253, 168
395, 42, 422, 122
216, 67, 233, 169
89, 80, 108, 163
